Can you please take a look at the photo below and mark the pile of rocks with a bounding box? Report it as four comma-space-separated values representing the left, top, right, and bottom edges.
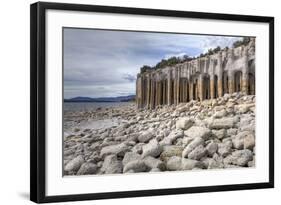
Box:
64, 92, 255, 175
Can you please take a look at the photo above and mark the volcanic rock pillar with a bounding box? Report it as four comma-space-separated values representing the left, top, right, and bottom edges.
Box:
146, 75, 151, 108
242, 47, 249, 94
176, 68, 180, 104
198, 74, 204, 101
167, 71, 172, 105
189, 78, 193, 101
228, 73, 235, 94
210, 75, 215, 99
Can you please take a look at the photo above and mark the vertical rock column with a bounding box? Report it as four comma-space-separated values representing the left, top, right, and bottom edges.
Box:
167, 70, 172, 105
136, 75, 143, 108
146, 74, 151, 108
150, 77, 155, 109
228, 72, 235, 94
162, 81, 165, 105
159, 81, 163, 105
176, 67, 180, 104
136, 76, 139, 108
189, 78, 193, 101
217, 52, 223, 97
198, 74, 204, 101
210, 75, 215, 99
242, 47, 249, 94
173, 69, 177, 104
141, 77, 146, 107
183, 79, 187, 102
155, 80, 159, 107
226, 49, 234, 94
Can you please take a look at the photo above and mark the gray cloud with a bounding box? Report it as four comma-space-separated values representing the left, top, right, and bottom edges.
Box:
122, 74, 136, 82
63, 28, 242, 98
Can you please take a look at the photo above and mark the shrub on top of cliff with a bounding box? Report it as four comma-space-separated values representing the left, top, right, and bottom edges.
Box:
140, 65, 153, 73
232, 37, 251, 48
140, 55, 195, 73
199, 46, 221, 58
213, 46, 221, 53
155, 56, 182, 69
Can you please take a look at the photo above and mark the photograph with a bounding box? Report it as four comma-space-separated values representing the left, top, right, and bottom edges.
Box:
63, 28, 256, 176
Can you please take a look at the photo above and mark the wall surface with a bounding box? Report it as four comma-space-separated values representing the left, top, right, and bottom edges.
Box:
0, 0, 279, 204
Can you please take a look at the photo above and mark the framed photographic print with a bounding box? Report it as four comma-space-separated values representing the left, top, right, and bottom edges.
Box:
30, 1, 274, 203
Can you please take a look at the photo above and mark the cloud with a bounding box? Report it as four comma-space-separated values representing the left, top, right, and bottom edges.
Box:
122, 74, 136, 82
63, 28, 242, 98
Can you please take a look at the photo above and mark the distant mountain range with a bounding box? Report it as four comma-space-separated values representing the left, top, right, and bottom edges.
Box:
64, 95, 135, 102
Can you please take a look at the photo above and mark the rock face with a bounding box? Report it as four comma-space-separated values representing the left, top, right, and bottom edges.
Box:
136, 38, 255, 109
64, 92, 256, 175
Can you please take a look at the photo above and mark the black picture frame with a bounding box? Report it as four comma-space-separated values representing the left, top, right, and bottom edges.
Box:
30, 1, 274, 203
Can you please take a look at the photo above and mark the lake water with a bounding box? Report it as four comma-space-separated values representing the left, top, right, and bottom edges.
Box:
64, 101, 134, 112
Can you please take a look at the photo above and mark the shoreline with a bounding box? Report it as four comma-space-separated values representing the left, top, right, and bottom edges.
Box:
64, 92, 255, 175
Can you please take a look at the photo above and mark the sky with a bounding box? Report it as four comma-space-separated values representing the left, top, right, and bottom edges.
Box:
63, 28, 242, 99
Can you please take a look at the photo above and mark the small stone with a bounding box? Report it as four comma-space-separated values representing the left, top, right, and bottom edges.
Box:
137, 129, 154, 143
77, 162, 98, 175
224, 149, 253, 166
213, 109, 227, 118
74, 128, 80, 132
160, 145, 184, 162
235, 104, 254, 114
226, 128, 238, 137
123, 160, 147, 173
100, 143, 130, 158
144, 156, 166, 171
243, 134, 255, 150
182, 137, 193, 146
212, 129, 226, 139
65, 155, 84, 172
209, 117, 236, 129
232, 131, 253, 150
160, 129, 184, 146
142, 139, 163, 158
176, 117, 194, 130
182, 137, 204, 158
131, 143, 145, 154
248, 156, 255, 167
101, 155, 123, 174
217, 141, 232, 157
150, 168, 161, 172
187, 145, 207, 160
89, 153, 101, 163
166, 156, 182, 171
181, 158, 204, 170
204, 158, 224, 169
122, 152, 141, 166
184, 126, 211, 140
206, 141, 218, 156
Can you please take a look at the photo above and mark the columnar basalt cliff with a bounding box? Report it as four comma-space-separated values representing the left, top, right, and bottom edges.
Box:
136, 38, 255, 109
